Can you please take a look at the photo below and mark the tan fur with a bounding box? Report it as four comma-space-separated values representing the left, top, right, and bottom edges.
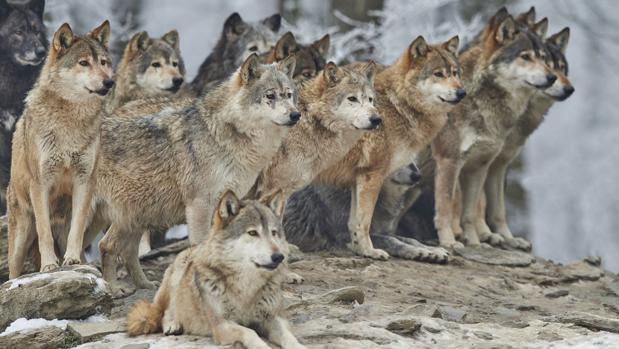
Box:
313, 36, 463, 259
7, 21, 113, 278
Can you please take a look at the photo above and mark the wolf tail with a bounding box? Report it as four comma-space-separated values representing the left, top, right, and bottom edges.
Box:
127, 300, 163, 336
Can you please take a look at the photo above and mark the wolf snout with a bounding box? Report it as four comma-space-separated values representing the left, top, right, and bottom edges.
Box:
271, 252, 285, 265
172, 77, 184, 88
289, 111, 301, 124
369, 114, 382, 129
35, 46, 46, 59
103, 79, 115, 89
456, 88, 466, 101
563, 85, 575, 97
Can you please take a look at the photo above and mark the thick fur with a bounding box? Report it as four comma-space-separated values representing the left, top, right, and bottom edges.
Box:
7, 21, 113, 278
263, 31, 330, 82
191, 12, 281, 96
293, 35, 464, 260
106, 30, 186, 113
93, 54, 298, 295
127, 191, 306, 349
0, 0, 47, 213
431, 8, 556, 249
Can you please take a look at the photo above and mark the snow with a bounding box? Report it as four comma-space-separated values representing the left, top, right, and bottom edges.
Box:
5, 268, 108, 294
6, 273, 53, 290
535, 332, 619, 349
0, 315, 107, 337
165, 224, 189, 240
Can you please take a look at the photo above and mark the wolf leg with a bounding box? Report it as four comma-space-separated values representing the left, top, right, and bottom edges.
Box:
434, 157, 464, 249
451, 183, 464, 238
29, 184, 59, 271
460, 162, 494, 247
138, 230, 152, 257
371, 234, 448, 264
347, 172, 389, 260
266, 316, 307, 349
122, 228, 158, 290
8, 199, 36, 278
212, 321, 271, 349
99, 224, 132, 297
63, 178, 95, 265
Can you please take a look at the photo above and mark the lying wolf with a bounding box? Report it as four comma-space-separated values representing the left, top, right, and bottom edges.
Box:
127, 190, 306, 349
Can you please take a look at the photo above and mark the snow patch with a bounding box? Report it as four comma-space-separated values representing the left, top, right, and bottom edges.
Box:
166, 224, 188, 240
0, 318, 69, 336
6, 273, 53, 290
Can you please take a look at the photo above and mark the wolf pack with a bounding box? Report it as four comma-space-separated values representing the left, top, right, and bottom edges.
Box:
0, 1, 574, 348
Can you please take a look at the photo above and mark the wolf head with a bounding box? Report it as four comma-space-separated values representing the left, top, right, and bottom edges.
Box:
209, 190, 288, 274
481, 8, 556, 91
265, 31, 330, 82
43, 21, 113, 100
0, 0, 47, 66
219, 12, 281, 69
543, 28, 573, 101
395, 35, 465, 108
121, 30, 185, 94
231, 53, 299, 127
314, 61, 381, 130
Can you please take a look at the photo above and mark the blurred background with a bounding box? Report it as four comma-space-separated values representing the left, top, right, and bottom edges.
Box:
43, 0, 619, 271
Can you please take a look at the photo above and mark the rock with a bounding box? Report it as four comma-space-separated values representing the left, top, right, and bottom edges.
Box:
67, 319, 125, 342
545, 289, 569, 298
73, 333, 223, 349
454, 247, 534, 267
563, 261, 604, 281
434, 305, 467, 322
385, 319, 421, 337
605, 280, 619, 297
139, 239, 189, 261
551, 312, 619, 334
584, 255, 602, 266
421, 318, 444, 333
516, 304, 537, 311
287, 243, 305, 263
0, 265, 112, 331
537, 329, 563, 341
473, 330, 493, 340
0, 325, 80, 349
311, 286, 365, 305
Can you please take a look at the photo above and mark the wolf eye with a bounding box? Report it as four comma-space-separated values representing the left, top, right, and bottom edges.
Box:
433, 71, 444, 78
286, 92, 292, 99
347, 96, 358, 103
100, 59, 107, 66
247, 230, 259, 237
172, 61, 178, 67
15, 30, 23, 35
520, 53, 531, 61
368, 97, 373, 103
151, 62, 162, 68
271, 230, 279, 237
79, 60, 89, 67
249, 46, 258, 52
302, 71, 313, 78
266, 93, 276, 100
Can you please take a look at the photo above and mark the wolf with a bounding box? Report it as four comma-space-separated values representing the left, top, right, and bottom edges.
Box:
90, 54, 298, 295
105, 29, 186, 113
284, 35, 464, 261
0, 0, 47, 213
482, 9, 573, 250
262, 31, 330, 82
252, 61, 379, 203
127, 191, 306, 349
431, 8, 556, 249
7, 21, 113, 278
191, 12, 281, 96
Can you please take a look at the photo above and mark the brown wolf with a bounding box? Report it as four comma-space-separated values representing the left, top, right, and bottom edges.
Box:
262, 31, 330, 82
92, 54, 298, 295
308, 35, 464, 260
431, 8, 556, 249
127, 190, 306, 349
7, 21, 113, 278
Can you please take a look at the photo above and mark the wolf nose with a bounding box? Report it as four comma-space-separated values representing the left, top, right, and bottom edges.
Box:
408, 162, 422, 182
271, 252, 285, 265
456, 89, 466, 100
289, 111, 301, 122
546, 74, 557, 85
563, 85, 574, 97
173, 77, 184, 87
103, 79, 115, 89
369, 114, 382, 128
35, 46, 46, 58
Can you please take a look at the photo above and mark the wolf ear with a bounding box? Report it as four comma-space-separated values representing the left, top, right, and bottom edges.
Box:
27, 0, 45, 20
52, 23, 74, 53
128, 31, 149, 57
363, 60, 377, 84
90, 20, 111, 49
516, 6, 536, 27
442, 35, 459, 55
548, 27, 570, 54
274, 32, 297, 61
312, 34, 330, 58
224, 12, 247, 38
533, 18, 549, 39
323, 61, 339, 86
277, 54, 296, 79
495, 16, 517, 44
213, 190, 242, 228
161, 30, 179, 50
261, 13, 281, 33
262, 190, 286, 218
409, 35, 429, 60
240, 53, 261, 84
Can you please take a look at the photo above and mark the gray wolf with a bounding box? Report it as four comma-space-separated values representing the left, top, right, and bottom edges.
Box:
191, 12, 281, 96
7, 21, 113, 278
106, 29, 186, 113
127, 190, 306, 349
431, 8, 556, 249
262, 31, 330, 82
0, 0, 47, 213
92, 54, 298, 295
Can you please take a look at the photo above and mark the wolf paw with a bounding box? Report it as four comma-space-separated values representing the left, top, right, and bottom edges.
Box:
40, 262, 59, 273
285, 271, 304, 284
479, 232, 505, 247
62, 256, 81, 266
109, 283, 135, 299
504, 237, 532, 252
423, 246, 450, 264
163, 321, 183, 336
360, 247, 390, 260
137, 280, 160, 290
440, 240, 465, 250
